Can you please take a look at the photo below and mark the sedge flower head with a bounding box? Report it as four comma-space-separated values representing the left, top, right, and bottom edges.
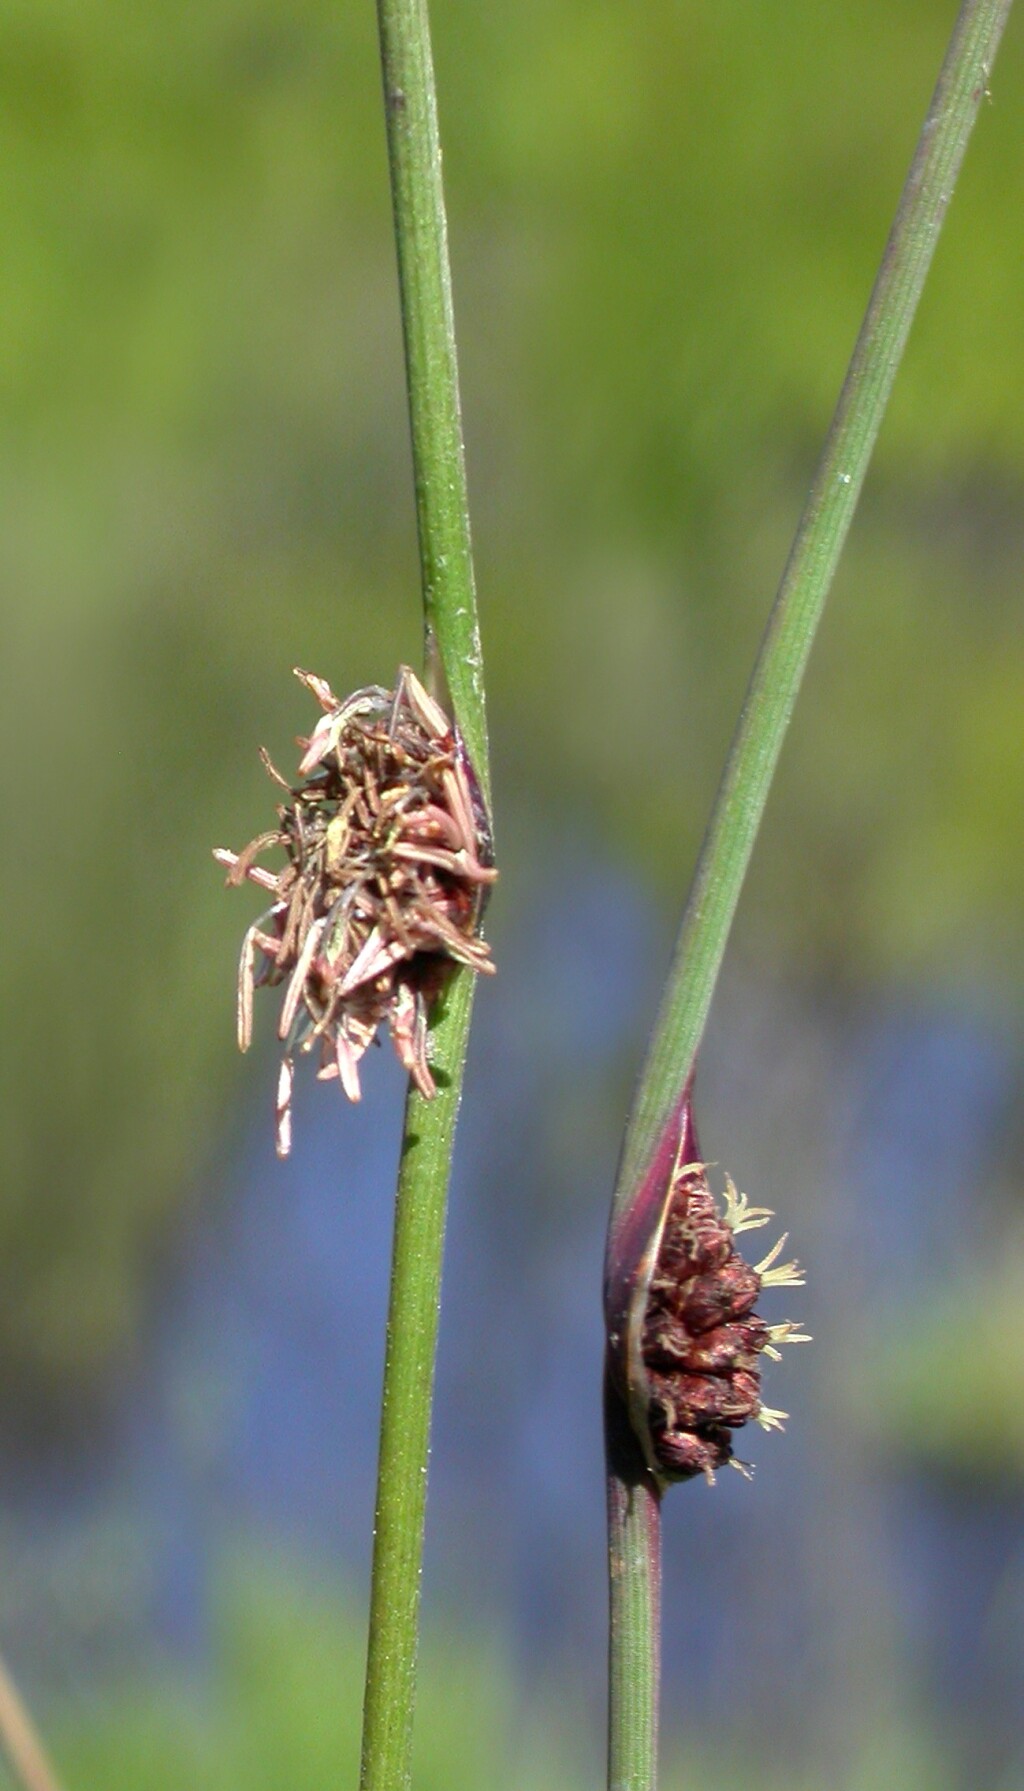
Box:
605, 1096, 808, 1484
215, 666, 495, 1155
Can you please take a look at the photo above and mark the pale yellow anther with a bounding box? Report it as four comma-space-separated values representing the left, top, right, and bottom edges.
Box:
754, 1232, 805, 1288
763, 1321, 812, 1361
720, 1174, 774, 1235
755, 1405, 789, 1433
768, 1322, 812, 1346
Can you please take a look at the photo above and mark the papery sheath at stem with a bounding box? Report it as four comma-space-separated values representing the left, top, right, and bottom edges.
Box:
605, 1084, 694, 1375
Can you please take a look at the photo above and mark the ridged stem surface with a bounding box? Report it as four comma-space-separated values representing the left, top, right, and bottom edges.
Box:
606, 1370, 663, 1791
360, 3, 489, 1788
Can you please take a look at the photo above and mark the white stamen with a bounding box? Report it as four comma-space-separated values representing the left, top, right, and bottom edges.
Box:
720, 1175, 774, 1234
754, 1232, 805, 1287
275, 1058, 294, 1159
237, 924, 257, 1052
334, 1030, 363, 1102
297, 713, 340, 776
755, 1405, 788, 1433
768, 1322, 812, 1349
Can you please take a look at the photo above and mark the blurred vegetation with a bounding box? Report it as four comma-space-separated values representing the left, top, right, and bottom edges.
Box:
46, 1556, 564, 1791
863, 1245, 1024, 1481
16, 1554, 991, 1791
2, 0, 1023, 1400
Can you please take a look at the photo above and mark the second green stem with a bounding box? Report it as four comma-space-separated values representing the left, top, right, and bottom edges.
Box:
612, 0, 1015, 1227
607, 4, 1014, 1791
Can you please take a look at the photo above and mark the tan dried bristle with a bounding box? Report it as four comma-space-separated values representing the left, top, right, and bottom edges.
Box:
215, 666, 496, 1154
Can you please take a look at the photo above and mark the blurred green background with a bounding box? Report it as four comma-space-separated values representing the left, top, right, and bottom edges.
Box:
3, 0, 1024, 1786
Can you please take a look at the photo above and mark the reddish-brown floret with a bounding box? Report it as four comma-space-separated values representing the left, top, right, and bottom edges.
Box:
638, 1158, 806, 1481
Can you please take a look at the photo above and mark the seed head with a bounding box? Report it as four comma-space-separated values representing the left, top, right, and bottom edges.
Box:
215, 666, 496, 1155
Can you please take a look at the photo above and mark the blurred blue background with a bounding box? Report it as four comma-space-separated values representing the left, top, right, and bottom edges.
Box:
2, 1, 1024, 1786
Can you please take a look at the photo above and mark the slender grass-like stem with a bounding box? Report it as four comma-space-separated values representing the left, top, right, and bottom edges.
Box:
360, 2, 490, 1789
605, 1369, 663, 1791
0, 1653, 65, 1791
375, 0, 489, 805
610, 0, 1015, 1240
606, 4, 1014, 1788
360, 972, 476, 1791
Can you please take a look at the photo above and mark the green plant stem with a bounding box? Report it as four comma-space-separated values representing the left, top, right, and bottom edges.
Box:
606, 4, 1013, 1789
376, 0, 489, 810
605, 1370, 663, 1791
360, 971, 475, 1791
612, 0, 1014, 1232
361, 3, 490, 1790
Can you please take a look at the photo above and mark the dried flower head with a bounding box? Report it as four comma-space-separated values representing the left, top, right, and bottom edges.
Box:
215, 665, 496, 1155
606, 1099, 808, 1484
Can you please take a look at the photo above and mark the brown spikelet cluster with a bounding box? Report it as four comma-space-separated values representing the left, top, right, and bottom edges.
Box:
215, 666, 495, 1155
640, 1159, 807, 1482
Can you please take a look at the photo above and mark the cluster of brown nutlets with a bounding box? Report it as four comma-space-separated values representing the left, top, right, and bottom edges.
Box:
639, 1158, 807, 1481
215, 666, 495, 1156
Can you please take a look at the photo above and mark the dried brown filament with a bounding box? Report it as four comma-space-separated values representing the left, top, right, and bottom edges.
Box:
215, 665, 496, 1155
